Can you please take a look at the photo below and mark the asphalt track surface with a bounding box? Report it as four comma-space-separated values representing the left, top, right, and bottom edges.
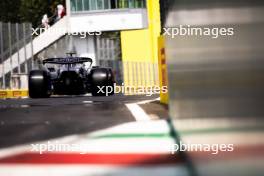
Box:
0, 94, 161, 149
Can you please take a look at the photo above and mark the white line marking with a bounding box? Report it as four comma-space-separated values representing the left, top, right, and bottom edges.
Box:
126, 103, 151, 121
125, 98, 159, 121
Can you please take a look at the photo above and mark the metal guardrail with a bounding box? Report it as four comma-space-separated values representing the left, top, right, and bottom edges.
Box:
0, 22, 33, 90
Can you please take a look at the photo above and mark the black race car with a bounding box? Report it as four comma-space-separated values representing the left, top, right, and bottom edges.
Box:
28, 57, 115, 98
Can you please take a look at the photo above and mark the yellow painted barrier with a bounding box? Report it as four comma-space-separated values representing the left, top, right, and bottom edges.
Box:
120, 0, 161, 87
158, 36, 168, 104
0, 90, 28, 99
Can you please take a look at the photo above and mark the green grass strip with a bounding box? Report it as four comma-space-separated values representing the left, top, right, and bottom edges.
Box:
90, 126, 264, 139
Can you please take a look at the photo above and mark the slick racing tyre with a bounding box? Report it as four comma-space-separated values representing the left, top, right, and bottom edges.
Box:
28, 70, 51, 98
90, 68, 115, 96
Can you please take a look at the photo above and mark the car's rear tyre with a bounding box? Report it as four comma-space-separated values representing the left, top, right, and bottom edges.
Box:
90, 68, 115, 96
28, 70, 51, 98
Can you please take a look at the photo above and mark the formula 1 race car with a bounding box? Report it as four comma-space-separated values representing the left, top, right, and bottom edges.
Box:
28, 57, 115, 98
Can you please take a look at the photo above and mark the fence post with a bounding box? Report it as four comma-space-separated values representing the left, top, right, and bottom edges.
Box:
132, 62, 136, 88
143, 62, 147, 87
0, 22, 5, 89
148, 62, 152, 86
134, 61, 138, 88
23, 23, 28, 73
119, 60, 123, 85
127, 61, 130, 87
155, 63, 159, 86
8, 22, 13, 74
8, 22, 13, 89
16, 23, 21, 74
30, 23, 34, 70
138, 61, 142, 87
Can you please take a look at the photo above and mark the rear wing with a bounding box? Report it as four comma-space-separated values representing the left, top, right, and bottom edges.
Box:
43, 57, 93, 64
